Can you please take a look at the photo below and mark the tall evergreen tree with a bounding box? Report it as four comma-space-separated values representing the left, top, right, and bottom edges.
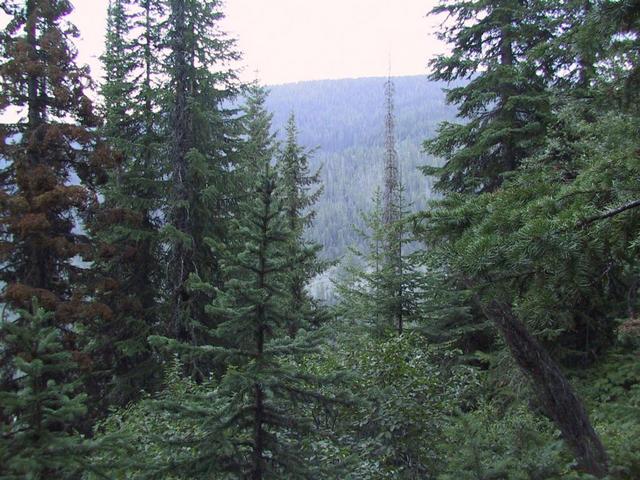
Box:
0, 0, 108, 307
148, 86, 345, 479
85, 0, 165, 409
381, 77, 403, 333
421, 0, 610, 475
163, 0, 241, 358
338, 80, 421, 336
337, 190, 425, 337
277, 113, 324, 336
0, 0, 113, 437
424, 0, 551, 193
238, 82, 277, 184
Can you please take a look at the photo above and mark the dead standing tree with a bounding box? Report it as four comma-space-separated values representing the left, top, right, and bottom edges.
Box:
382, 77, 403, 333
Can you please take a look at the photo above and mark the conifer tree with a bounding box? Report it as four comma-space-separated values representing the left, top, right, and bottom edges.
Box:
278, 113, 324, 336
85, 0, 164, 408
337, 190, 425, 336
0, 301, 95, 478
421, 0, 610, 475
338, 80, 420, 336
163, 0, 241, 355
0, 0, 109, 306
238, 82, 277, 184
148, 86, 345, 479
0, 0, 112, 434
424, 0, 551, 193
382, 77, 404, 333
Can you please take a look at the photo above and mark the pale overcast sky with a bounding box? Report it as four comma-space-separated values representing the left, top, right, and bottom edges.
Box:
70, 0, 444, 85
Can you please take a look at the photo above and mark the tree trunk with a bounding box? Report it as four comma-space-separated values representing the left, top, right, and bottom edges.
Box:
251, 184, 269, 480
168, 0, 193, 340
489, 301, 609, 477
252, 382, 264, 480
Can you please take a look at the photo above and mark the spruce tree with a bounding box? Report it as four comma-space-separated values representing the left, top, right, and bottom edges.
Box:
0, 0, 112, 435
421, 0, 612, 475
148, 85, 345, 479
337, 190, 425, 337
277, 113, 324, 336
0, 301, 95, 478
85, 0, 165, 408
424, 0, 551, 193
381, 77, 404, 333
163, 0, 241, 359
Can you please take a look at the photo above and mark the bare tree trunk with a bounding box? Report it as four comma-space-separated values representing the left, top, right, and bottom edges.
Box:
382, 77, 403, 333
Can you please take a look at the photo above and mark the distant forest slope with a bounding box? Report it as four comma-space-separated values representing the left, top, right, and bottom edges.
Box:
265, 75, 458, 259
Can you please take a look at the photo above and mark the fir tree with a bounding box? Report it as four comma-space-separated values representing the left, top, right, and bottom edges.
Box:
208, 129, 343, 479
277, 113, 324, 336
421, 0, 610, 475
239, 82, 277, 185
381, 77, 403, 333
163, 0, 241, 358
0, 301, 94, 478
424, 0, 551, 194
85, 0, 165, 409
0, 0, 109, 305
337, 190, 425, 337
148, 86, 345, 478
0, 0, 113, 434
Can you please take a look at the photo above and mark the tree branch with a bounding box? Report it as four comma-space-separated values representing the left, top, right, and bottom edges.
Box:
578, 199, 640, 227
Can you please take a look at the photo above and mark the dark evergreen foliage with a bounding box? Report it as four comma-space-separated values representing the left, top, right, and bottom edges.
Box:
337, 190, 426, 336
0, 302, 96, 478
144, 86, 346, 479
163, 0, 241, 349
424, 0, 551, 194
0, 0, 113, 443
1, 0, 640, 478
277, 113, 325, 335
85, 0, 164, 411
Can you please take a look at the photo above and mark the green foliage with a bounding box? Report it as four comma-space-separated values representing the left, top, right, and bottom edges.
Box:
87, 0, 164, 411
277, 113, 326, 333
437, 403, 567, 480
160, 0, 242, 347
4, 0, 640, 478
437, 347, 640, 480
135, 85, 349, 479
0, 302, 96, 479
415, 0, 640, 476
577, 348, 640, 479
85, 358, 220, 480
336, 190, 417, 334
300, 327, 480, 478
424, 0, 551, 194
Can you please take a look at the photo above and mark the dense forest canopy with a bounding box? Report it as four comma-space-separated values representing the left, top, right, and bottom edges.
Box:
1, 0, 640, 479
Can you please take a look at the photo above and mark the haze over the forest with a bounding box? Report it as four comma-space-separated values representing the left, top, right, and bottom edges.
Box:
67, 0, 444, 85
266, 75, 458, 259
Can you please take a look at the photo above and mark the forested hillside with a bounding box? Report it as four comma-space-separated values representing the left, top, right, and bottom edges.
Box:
1, 0, 640, 479
266, 76, 458, 258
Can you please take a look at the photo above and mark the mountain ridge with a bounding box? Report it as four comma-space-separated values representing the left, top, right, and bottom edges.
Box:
263, 75, 459, 259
